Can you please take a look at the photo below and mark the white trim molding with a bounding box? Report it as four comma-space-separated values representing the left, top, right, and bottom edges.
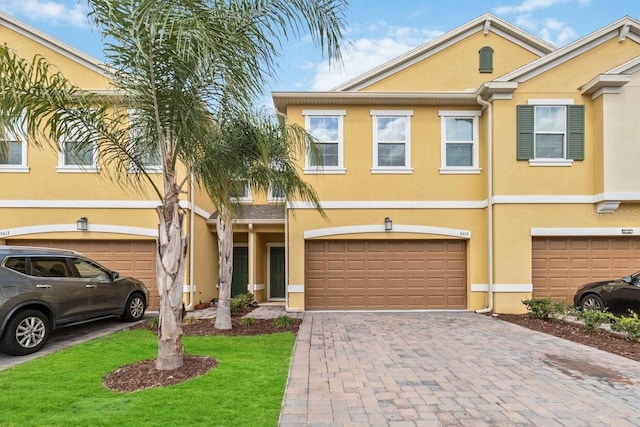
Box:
0, 223, 158, 239
471, 283, 533, 292
288, 200, 488, 209
531, 227, 640, 237
304, 224, 471, 239
287, 284, 304, 293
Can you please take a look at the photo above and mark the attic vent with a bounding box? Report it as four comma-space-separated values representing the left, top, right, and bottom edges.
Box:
479, 46, 494, 73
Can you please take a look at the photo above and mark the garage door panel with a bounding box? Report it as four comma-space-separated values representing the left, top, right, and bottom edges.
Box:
533, 237, 640, 304
306, 239, 466, 310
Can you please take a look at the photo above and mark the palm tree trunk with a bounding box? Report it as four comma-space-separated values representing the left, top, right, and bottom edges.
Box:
155, 195, 187, 370
215, 213, 233, 330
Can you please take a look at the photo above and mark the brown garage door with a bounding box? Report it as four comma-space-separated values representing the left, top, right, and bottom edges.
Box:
305, 239, 466, 310
7, 239, 159, 310
532, 237, 640, 303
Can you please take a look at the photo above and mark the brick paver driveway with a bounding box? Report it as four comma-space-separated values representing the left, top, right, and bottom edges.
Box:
280, 312, 640, 426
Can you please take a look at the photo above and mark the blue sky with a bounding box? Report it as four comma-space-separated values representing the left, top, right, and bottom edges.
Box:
3, 0, 640, 98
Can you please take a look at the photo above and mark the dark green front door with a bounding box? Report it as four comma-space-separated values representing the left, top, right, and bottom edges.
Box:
270, 246, 285, 299
231, 246, 248, 297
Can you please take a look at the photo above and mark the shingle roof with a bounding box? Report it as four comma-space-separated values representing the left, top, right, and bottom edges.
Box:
209, 204, 285, 223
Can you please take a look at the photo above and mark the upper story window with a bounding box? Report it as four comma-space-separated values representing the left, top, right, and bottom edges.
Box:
0, 116, 28, 173
129, 110, 162, 173
268, 184, 285, 202
439, 110, 481, 174
370, 110, 413, 174
57, 116, 98, 173
479, 46, 494, 73
517, 101, 584, 167
230, 180, 252, 203
303, 109, 346, 174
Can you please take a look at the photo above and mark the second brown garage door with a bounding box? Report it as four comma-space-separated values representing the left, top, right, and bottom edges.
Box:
305, 239, 466, 310
7, 239, 159, 310
532, 236, 640, 304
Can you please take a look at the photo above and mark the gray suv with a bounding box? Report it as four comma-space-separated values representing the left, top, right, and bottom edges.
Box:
0, 246, 149, 355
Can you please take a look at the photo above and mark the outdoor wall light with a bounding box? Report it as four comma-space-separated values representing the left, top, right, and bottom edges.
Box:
384, 217, 392, 231
76, 217, 88, 231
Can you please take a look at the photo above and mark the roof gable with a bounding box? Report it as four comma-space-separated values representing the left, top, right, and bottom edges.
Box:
496, 16, 640, 84
334, 13, 555, 92
0, 11, 107, 77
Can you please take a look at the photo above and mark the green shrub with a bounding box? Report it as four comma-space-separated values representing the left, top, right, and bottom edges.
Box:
241, 317, 258, 327
145, 317, 159, 328
522, 297, 567, 321
230, 292, 255, 314
610, 311, 640, 341
273, 315, 295, 328
577, 309, 613, 331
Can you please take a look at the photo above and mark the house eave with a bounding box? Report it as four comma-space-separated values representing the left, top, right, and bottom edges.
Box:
272, 91, 482, 113
0, 11, 109, 77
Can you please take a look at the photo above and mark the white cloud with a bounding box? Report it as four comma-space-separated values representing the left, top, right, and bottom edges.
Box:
494, 0, 566, 15
309, 24, 443, 91
494, 0, 582, 46
539, 17, 577, 45
3, 0, 90, 28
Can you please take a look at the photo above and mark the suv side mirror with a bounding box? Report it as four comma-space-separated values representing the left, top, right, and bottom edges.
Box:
110, 271, 120, 280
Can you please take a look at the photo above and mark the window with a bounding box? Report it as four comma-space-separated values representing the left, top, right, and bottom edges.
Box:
230, 180, 252, 203
371, 110, 413, 174
0, 117, 28, 172
268, 184, 285, 202
128, 110, 162, 173
30, 258, 71, 278
57, 118, 98, 172
4, 257, 27, 274
70, 258, 111, 280
517, 102, 584, 166
303, 110, 345, 174
479, 46, 494, 73
439, 110, 481, 174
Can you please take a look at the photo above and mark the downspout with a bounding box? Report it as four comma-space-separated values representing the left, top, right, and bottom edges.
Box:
476, 95, 494, 314
284, 203, 291, 311
185, 173, 196, 311
248, 223, 255, 297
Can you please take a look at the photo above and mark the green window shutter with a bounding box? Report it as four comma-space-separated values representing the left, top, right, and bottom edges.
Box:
517, 105, 534, 160
479, 46, 494, 73
567, 105, 584, 161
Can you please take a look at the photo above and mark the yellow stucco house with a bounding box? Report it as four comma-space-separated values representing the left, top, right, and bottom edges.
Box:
3, 12, 640, 314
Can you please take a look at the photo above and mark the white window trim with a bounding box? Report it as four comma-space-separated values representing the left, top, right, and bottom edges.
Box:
438, 110, 481, 174
527, 99, 574, 105
532, 104, 567, 163
127, 109, 162, 174
0, 115, 29, 173
370, 109, 413, 174
56, 118, 99, 173
303, 109, 346, 174
268, 185, 285, 203
56, 139, 99, 173
231, 182, 253, 204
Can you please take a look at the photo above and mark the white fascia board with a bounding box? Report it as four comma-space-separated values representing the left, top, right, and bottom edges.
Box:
0, 11, 108, 77
288, 200, 488, 209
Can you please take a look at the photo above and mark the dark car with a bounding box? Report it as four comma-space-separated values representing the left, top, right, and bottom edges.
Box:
0, 245, 149, 356
573, 271, 640, 315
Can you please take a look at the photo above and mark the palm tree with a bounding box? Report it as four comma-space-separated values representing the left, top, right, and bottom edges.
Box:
197, 107, 326, 329
0, 0, 346, 370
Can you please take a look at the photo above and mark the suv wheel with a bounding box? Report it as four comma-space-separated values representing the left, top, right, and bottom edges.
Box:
0, 310, 50, 356
122, 293, 146, 322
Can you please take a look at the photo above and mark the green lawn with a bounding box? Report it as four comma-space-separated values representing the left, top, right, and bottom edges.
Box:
0, 328, 296, 426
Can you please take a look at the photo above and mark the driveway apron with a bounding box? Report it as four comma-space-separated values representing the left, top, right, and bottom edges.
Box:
280, 312, 640, 426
